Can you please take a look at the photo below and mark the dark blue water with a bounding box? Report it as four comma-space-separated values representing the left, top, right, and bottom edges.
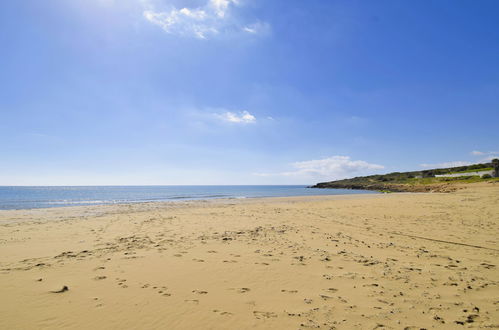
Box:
0, 186, 376, 210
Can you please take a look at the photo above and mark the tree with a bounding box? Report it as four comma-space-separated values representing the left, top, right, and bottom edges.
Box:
492, 159, 499, 178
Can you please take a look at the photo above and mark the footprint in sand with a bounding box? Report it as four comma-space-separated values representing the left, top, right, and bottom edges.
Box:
363, 283, 379, 287
481, 263, 495, 269
230, 287, 250, 293
192, 258, 205, 262
116, 278, 128, 288
185, 299, 199, 304
158, 289, 172, 296
192, 290, 208, 294
94, 276, 107, 280
213, 309, 233, 316
253, 311, 278, 319
281, 289, 298, 293
286, 312, 302, 317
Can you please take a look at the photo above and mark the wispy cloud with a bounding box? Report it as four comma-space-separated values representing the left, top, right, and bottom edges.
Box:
255, 156, 384, 180
420, 150, 499, 169
420, 161, 472, 169
469, 150, 499, 162
470, 150, 499, 159
215, 110, 256, 124
142, 0, 269, 39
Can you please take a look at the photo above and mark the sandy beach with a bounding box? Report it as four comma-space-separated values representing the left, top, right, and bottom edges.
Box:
1, 182, 498, 329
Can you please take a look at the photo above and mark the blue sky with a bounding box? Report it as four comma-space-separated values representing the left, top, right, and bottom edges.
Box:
1, 0, 498, 185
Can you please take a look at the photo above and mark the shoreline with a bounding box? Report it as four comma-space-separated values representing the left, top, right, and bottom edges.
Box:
1, 182, 498, 329
0, 186, 378, 212
0, 190, 381, 214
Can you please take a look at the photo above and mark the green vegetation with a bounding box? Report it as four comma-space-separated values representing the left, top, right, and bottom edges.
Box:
311, 161, 498, 192
403, 176, 497, 185
335, 174, 496, 186
446, 167, 492, 175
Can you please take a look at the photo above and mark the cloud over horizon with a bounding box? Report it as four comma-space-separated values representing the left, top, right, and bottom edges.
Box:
255, 156, 385, 181
470, 150, 499, 160
421, 150, 499, 169
420, 161, 472, 169
143, 0, 269, 39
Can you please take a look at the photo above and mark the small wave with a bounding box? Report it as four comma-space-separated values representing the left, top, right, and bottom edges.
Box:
167, 194, 230, 200
47, 200, 113, 205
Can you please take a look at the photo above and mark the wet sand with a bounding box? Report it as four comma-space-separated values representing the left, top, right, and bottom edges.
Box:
1, 182, 498, 329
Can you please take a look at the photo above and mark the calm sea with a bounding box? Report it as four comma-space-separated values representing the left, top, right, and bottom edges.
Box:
0, 186, 376, 210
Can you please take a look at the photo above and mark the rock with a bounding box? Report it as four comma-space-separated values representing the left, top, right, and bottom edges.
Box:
51, 285, 69, 293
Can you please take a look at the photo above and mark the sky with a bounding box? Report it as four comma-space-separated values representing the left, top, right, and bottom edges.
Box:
0, 0, 498, 185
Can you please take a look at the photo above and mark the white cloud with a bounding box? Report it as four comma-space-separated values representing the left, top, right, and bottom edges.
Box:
143, 0, 267, 39
210, 0, 238, 18
470, 150, 498, 157
216, 110, 256, 124
421, 151, 499, 169
479, 155, 499, 162
242, 21, 270, 34
420, 161, 472, 169
469, 150, 499, 162
255, 156, 384, 180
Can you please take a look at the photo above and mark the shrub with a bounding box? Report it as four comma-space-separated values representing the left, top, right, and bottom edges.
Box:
482, 174, 492, 179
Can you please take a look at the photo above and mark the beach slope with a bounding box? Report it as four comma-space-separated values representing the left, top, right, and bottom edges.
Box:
1, 182, 498, 329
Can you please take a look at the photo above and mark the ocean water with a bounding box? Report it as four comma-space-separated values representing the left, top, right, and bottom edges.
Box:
0, 186, 376, 210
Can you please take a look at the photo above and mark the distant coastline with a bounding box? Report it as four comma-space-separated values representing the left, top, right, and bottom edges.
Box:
311, 160, 499, 193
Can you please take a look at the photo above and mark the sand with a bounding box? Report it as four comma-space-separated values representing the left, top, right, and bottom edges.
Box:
1, 182, 498, 329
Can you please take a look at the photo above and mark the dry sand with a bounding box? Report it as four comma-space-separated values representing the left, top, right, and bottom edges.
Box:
1, 182, 498, 329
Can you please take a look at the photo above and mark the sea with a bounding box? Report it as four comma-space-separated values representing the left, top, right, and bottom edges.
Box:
0, 186, 376, 210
